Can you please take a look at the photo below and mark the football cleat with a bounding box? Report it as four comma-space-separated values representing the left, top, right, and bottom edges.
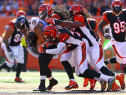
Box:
15, 77, 25, 83
107, 77, 115, 92
116, 73, 125, 90
65, 80, 78, 90
89, 79, 97, 90
83, 78, 89, 87
110, 81, 121, 92
46, 78, 58, 90
100, 79, 107, 92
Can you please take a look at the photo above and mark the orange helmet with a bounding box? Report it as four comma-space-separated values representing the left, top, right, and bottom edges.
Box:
112, 0, 122, 12
69, 5, 85, 16
44, 25, 58, 41
38, 4, 52, 19
16, 10, 26, 18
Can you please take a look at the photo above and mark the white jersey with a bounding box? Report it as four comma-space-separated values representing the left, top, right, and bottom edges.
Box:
29, 17, 48, 32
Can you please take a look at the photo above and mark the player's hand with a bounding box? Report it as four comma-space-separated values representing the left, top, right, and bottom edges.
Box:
104, 33, 111, 40
46, 18, 55, 24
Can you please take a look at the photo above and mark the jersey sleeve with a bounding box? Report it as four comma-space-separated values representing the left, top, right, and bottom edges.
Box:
9, 20, 15, 28
88, 19, 98, 31
102, 12, 110, 23
58, 33, 70, 42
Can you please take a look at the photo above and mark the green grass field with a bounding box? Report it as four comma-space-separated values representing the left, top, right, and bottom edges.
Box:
0, 69, 126, 95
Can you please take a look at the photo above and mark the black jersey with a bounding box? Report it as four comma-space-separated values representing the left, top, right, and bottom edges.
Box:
87, 18, 98, 31
9, 19, 22, 46
102, 9, 126, 42
56, 26, 81, 50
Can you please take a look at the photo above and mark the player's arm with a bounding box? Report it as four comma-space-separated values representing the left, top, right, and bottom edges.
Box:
46, 15, 85, 28
94, 29, 100, 39
98, 19, 109, 36
45, 42, 66, 54
3, 25, 14, 47
58, 21, 85, 28
34, 22, 46, 45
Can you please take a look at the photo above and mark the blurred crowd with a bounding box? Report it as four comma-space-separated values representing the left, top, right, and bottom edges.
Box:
0, 0, 126, 16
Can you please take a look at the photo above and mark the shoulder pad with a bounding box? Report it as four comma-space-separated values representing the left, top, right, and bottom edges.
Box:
9, 19, 16, 28
122, 9, 126, 14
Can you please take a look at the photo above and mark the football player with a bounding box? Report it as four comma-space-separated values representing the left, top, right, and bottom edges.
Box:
98, 0, 125, 90
0, 10, 26, 82
15, 4, 58, 91
42, 24, 115, 92
46, 4, 124, 91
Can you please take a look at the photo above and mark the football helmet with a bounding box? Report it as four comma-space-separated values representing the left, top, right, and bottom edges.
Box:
112, 0, 122, 12
69, 5, 85, 16
16, 10, 26, 18
15, 16, 29, 34
44, 25, 58, 41
38, 4, 52, 19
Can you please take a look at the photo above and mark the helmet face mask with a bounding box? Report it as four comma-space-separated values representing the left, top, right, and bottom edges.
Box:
39, 10, 48, 19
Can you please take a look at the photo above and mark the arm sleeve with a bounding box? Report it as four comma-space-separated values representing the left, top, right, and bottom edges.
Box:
46, 42, 66, 54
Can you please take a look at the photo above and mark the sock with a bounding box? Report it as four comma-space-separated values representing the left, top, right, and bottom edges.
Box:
48, 76, 53, 80
123, 67, 126, 72
40, 80, 45, 87
109, 57, 118, 64
0, 63, 9, 70
82, 69, 100, 79
104, 60, 110, 65
16, 63, 23, 78
61, 61, 74, 79
94, 77, 102, 82
70, 79, 75, 82
100, 74, 111, 82
100, 66, 114, 76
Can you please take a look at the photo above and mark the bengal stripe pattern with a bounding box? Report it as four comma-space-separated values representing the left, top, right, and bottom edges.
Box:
79, 42, 86, 67
112, 0, 122, 7
96, 43, 103, 64
61, 48, 71, 55
112, 44, 126, 58
1, 48, 13, 64
58, 33, 69, 42
69, 5, 84, 15
44, 25, 57, 38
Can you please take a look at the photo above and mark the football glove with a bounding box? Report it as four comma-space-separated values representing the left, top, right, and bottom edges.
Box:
104, 33, 111, 40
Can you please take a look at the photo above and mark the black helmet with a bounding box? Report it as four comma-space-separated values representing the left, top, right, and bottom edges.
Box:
15, 16, 29, 34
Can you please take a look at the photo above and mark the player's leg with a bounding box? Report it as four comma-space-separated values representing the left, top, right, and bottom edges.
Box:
104, 57, 117, 65
15, 45, 24, 82
0, 42, 14, 70
61, 51, 78, 90
46, 58, 58, 90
